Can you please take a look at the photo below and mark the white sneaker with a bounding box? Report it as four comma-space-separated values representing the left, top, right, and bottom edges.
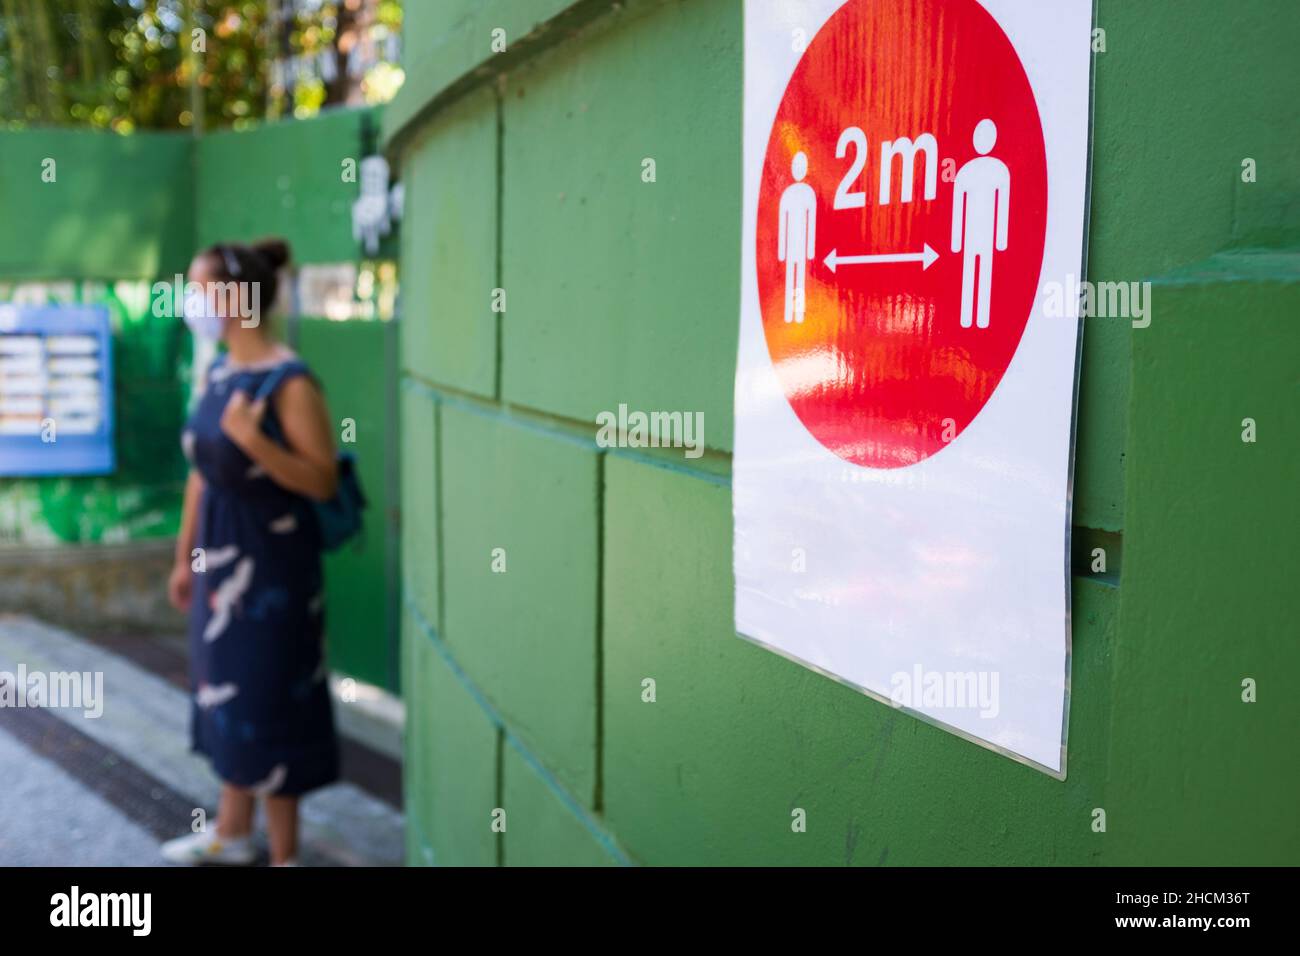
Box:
160, 829, 257, 866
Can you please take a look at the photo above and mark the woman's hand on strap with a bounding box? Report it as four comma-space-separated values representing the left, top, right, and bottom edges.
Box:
225, 377, 338, 502
219, 390, 268, 450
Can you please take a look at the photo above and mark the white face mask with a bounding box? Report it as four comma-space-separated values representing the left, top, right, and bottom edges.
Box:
183, 292, 227, 342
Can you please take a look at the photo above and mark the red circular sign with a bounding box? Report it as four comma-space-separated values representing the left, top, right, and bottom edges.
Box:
756, 0, 1047, 469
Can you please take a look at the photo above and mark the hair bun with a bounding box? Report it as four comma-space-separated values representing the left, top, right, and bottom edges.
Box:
251, 237, 291, 271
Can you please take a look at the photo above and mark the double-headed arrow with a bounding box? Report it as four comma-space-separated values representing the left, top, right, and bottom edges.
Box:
823, 243, 939, 274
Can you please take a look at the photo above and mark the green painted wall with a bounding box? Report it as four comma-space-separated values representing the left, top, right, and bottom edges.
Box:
1104, 252, 1299, 865
394, 0, 1299, 865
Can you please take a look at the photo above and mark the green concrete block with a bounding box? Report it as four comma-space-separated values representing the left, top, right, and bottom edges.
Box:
404, 608, 500, 867
1104, 255, 1300, 865
440, 404, 599, 805
399, 87, 498, 395
1090, 1, 1300, 280
500, 0, 740, 448
398, 152, 435, 385
501, 745, 620, 867
1073, 0, 1300, 532
401, 387, 440, 629
385, 0, 582, 148
602, 455, 1119, 865
401, 609, 437, 865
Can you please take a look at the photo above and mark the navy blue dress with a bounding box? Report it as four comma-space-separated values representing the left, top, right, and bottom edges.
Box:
181, 353, 339, 797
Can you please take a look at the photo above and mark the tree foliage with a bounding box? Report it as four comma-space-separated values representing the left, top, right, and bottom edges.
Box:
0, 0, 402, 132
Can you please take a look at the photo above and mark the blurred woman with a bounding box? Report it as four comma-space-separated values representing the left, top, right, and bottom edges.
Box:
162, 238, 339, 867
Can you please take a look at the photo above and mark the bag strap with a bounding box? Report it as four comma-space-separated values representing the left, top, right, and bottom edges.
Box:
252, 363, 292, 404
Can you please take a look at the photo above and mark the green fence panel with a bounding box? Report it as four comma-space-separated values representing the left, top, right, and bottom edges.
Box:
196, 109, 391, 266
0, 128, 194, 281
295, 317, 399, 691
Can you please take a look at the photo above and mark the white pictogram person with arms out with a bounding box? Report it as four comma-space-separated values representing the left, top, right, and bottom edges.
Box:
951, 118, 1010, 330
779, 151, 817, 324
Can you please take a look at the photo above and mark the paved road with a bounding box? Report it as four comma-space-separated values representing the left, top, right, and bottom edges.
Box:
0, 614, 404, 867
0, 727, 162, 866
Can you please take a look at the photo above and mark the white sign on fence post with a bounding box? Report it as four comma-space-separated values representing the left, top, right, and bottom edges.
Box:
734, 0, 1092, 776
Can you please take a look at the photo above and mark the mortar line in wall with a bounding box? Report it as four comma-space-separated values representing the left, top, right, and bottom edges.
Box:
593, 452, 606, 814
401, 376, 733, 482
434, 399, 446, 637
383, 0, 646, 158
403, 598, 634, 865
495, 726, 505, 868
409, 373, 1132, 550
493, 80, 505, 401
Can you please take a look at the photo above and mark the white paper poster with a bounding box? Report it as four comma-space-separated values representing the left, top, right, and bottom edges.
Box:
734, 0, 1092, 775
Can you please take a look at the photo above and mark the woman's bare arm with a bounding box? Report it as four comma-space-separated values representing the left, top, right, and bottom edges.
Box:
169, 468, 205, 611
175, 468, 204, 566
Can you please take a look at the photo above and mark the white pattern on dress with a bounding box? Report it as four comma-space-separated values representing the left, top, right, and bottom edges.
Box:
203, 556, 255, 642
196, 682, 239, 709
269, 513, 298, 534
250, 763, 288, 796
204, 544, 239, 570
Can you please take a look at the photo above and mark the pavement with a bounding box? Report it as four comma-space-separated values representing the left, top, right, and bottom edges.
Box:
0, 614, 405, 867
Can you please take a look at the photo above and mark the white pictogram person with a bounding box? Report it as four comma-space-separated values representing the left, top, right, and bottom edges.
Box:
779, 151, 817, 324
951, 119, 1010, 329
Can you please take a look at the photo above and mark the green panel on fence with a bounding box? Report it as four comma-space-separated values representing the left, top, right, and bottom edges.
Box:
0, 129, 194, 280
296, 318, 397, 690
195, 109, 383, 265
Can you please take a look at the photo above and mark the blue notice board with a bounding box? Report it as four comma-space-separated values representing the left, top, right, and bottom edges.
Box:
0, 304, 115, 476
